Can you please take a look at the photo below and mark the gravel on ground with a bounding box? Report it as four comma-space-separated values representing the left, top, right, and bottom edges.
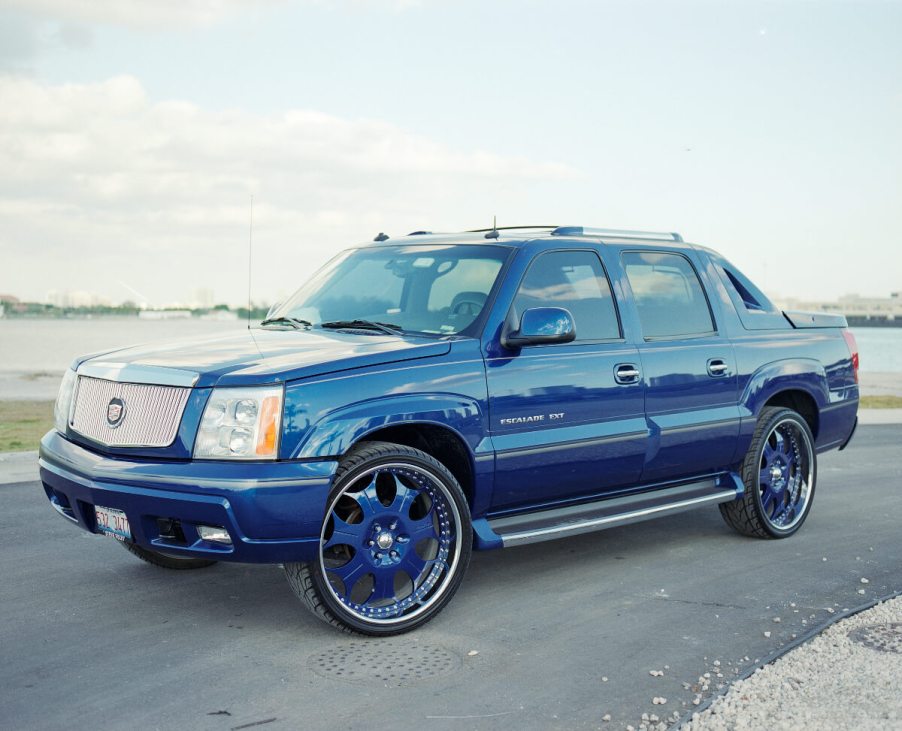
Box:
680, 595, 902, 731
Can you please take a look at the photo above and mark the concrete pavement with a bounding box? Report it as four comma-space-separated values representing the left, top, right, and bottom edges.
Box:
1, 425, 900, 730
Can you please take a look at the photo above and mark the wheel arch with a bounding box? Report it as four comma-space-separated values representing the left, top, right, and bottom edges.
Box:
289, 392, 491, 512
348, 422, 477, 509
741, 359, 828, 434
731, 358, 828, 461
763, 389, 820, 438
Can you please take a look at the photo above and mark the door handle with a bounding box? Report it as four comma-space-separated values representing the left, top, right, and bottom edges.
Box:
707, 359, 729, 377
615, 363, 641, 384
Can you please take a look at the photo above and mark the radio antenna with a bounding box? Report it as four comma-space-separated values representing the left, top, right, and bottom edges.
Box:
484, 214, 500, 239
246, 194, 254, 330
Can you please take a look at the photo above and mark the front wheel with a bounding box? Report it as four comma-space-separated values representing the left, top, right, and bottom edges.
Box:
285, 441, 472, 635
720, 406, 817, 539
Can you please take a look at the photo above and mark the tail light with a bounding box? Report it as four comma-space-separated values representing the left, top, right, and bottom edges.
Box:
842, 330, 859, 383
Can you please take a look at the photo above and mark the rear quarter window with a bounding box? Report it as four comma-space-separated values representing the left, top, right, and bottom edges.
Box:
710, 255, 791, 331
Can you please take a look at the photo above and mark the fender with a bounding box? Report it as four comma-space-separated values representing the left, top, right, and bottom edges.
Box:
290, 392, 487, 460
740, 358, 830, 417
288, 392, 496, 515
731, 358, 829, 462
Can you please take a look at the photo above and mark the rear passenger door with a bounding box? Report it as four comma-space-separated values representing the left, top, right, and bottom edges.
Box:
486, 248, 647, 511
619, 250, 739, 482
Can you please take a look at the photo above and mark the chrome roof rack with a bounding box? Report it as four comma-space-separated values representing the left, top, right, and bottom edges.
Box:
466, 225, 558, 233
551, 226, 683, 242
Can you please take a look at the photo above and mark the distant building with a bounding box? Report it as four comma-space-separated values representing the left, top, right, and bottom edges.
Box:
191, 288, 215, 309
199, 309, 239, 321
138, 310, 192, 320
46, 290, 111, 308
0, 294, 22, 317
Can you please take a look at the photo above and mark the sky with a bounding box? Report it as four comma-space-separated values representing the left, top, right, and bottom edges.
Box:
0, 0, 900, 308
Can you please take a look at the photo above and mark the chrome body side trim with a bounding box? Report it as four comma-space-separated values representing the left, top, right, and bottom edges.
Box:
494, 488, 737, 547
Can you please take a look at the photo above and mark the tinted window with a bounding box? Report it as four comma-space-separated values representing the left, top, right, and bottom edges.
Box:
277, 245, 508, 335
623, 251, 715, 338
513, 250, 620, 341
428, 258, 503, 314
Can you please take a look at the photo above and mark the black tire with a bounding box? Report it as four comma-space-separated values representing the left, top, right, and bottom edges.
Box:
720, 406, 817, 539
285, 441, 472, 636
122, 541, 218, 570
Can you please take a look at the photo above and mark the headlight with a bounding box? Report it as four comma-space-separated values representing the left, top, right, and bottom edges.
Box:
194, 386, 283, 460
54, 369, 77, 434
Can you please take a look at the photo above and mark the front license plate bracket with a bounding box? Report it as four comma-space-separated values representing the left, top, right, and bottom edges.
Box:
95, 505, 131, 542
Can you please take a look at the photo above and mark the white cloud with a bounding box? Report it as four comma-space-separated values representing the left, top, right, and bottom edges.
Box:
0, 75, 575, 305
0, 0, 425, 30
0, 0, 271, 30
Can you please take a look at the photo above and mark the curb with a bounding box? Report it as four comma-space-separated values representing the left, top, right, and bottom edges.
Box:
0, 450, 38, 485
858, 408, 902, 425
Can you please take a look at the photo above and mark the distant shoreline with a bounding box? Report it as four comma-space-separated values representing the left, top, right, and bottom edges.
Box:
845, 318, 902, 328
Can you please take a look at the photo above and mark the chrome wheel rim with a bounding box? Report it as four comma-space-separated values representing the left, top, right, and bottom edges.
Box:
318, 462, 462, 625
757, 418, 814, 530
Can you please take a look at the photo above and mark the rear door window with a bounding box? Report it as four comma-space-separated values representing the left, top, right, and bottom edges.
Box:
622, 251, 715, 339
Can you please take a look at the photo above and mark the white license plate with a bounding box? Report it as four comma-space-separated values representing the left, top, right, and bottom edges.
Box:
95, 505, 131, 542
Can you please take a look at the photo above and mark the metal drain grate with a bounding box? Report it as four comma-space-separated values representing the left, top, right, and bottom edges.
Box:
307, 642, 461, 685
848, 623, 902, 654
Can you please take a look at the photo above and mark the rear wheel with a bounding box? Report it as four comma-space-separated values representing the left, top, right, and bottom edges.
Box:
720, 406, 817, 538
285, 441, 472, 635
122, 541, 218, 570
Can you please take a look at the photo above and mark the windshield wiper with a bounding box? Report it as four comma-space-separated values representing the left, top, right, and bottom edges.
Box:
320, 320, 403, 336
260, 316, 312, 330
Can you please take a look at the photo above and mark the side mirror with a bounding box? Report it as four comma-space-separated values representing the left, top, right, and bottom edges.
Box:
502, 307, 576, 348
264, 301, 281, 320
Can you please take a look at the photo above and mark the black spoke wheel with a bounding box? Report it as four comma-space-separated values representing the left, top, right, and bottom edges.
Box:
720, 406, 817, 539
285, 441, 472, 635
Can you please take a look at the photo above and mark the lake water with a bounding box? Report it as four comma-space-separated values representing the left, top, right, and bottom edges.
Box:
0, 318, 898, 373
0, 318, 900, 399
0, 317, 246, 374
851, 327, 902, 373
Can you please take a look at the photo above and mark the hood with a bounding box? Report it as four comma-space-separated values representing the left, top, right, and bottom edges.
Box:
75, 329, 452, 388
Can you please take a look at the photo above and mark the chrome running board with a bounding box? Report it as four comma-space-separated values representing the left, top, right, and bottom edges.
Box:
488, 479, 738, 547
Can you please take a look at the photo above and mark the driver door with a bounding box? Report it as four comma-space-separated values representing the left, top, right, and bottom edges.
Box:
485, 248, 647, 512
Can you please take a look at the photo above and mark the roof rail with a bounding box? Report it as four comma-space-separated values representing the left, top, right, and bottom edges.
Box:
551, 226, 683, 242
466, 225, 558, 233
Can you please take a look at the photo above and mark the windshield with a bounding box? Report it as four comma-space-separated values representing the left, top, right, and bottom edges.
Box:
269, 244, 510, 336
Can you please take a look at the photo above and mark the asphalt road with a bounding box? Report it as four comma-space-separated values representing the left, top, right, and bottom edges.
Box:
2, 425, 900, 731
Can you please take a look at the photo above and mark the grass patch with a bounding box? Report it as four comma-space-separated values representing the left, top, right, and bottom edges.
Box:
0, 401, 54, 452
860, 395, 902, 409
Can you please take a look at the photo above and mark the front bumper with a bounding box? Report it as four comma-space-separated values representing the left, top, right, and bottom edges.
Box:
39, 431, 338, 563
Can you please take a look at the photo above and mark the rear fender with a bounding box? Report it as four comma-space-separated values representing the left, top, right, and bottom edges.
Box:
733, 358, 829, 461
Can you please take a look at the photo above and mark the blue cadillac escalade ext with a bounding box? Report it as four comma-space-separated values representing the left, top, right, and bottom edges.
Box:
40, 225, 859, 634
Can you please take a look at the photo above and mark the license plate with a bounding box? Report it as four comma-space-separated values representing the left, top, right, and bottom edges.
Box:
95, 505, 131, 542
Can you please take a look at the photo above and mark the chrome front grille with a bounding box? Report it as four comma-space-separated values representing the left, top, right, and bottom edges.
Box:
70, 376, 191, 448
